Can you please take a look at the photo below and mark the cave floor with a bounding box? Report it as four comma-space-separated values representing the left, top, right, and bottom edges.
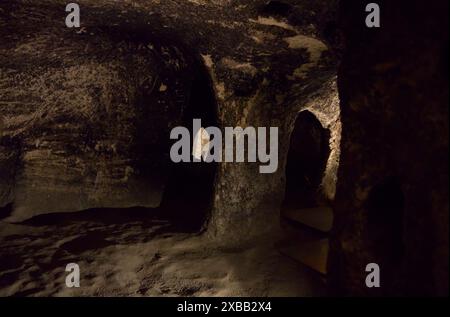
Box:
0, 212, 326, 297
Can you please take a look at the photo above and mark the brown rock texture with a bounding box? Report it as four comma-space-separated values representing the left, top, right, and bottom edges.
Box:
330, 0, 449, 296
2, 0, 447, 297
0, 0, 340, 239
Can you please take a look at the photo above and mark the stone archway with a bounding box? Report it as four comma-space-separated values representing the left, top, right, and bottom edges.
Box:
278, 110, 334, 277
160, 61, 219, 232
283, 110, 331, 210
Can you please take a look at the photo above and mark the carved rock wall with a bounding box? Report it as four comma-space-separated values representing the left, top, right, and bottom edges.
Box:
331, 0, 448, 296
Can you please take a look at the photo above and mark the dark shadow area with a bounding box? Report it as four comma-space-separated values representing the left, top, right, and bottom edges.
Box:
367, 177, 405, 261
260, 1, 293, 17
364, 177, 406, 294
0, 203, 13, 220
20, 206, 164, 227
160, 62, 218, 232
283, 111, 331, 209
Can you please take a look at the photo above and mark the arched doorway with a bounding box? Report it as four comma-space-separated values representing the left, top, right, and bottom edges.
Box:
278, 110, 333, 276
283, 110, 331, 210
160, 62, 218, 232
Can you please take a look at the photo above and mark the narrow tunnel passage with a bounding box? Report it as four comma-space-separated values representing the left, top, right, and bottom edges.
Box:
160, 63, 218, 232
278, 110, 333, 277
283, 110, 331, 210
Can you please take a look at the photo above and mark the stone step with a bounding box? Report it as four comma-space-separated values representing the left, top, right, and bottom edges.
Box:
278, 238, 329, 276
282, 207, 333, 234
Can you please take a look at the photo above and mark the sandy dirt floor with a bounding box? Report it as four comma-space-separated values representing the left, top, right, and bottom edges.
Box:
0, 210, 325, 297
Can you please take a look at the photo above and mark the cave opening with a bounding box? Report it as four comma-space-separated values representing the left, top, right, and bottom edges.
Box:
278, 110, 333, 277
283, 110, 331, 210
159, 62, 218, 232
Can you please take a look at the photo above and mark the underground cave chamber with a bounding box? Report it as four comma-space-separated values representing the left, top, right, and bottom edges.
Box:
73, 58, 219, 233
0, 0, 447, 297
16, 61, 219, 233
0, 24, 219, 233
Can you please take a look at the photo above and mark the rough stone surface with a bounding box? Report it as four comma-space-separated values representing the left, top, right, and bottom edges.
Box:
330, 0, 449, 296
0, 0, 447, 297
0, 0, 340, 242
